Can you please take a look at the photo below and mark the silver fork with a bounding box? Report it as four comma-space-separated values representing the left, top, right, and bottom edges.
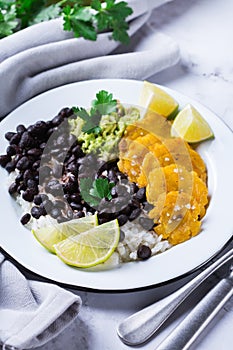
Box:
117, 246, 233, 346
155, 264, 233, 350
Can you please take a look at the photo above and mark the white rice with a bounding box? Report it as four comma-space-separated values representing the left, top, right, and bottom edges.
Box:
8, 172, 171, 267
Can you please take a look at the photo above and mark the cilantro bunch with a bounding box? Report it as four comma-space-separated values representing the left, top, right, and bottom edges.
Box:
0, 0, 133, 43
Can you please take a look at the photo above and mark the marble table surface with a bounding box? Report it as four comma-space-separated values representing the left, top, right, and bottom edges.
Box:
31, 0, 233, 349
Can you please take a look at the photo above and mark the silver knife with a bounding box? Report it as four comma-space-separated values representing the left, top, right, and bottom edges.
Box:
155, 266, 233, 350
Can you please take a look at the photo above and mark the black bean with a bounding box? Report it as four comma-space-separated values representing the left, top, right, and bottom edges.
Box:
52, 163, 62, 178
143, 202, 154, 212
58, 107, 73, 118
27, 179, 37, 189
32, 160, 40, 170
6, 145, 16, 156
31, 206, 42, 219
16, 156, 30, 171
27, 148, 42, 157
67, 162, 78, 175
135, 187, 146, 202
54, 200, 66, 209
28, 121, 48, 138
51, 115, 63, 127
108, 169, 117, 183
137, 245, 152, 260
98, 217, 108, 224
22, 189, 35, 202
5, 132, 16, 141
23, 169, 34, 182
0, 155, 11, 168
117, 214, 128, 226
42, 199, 53, 212
19, 132, 35, 149
56, 151, 68, 162
129, 198, 141, 209
20, 213, 31, 225
119, 230, 125, 242
70, 202, 83, 211
15, 173, 23, 184
5, 161, 16, 173
130, 183, 138, 194
129, 208, 142, 221
34, 195, 43, 205
8, 182, 18, 195
39, 166, 51, 181
39, 205, 47, 216
16, 125, 27, 134
17, 183, 26, 193
73, 211, 85, 219
14, 154, 22, 163
40, 194, 49, 202
120, 205, 131, 216
45, 180, 62, 196
9, 133, 21, 145
63, 181, 78, 194
72, 145, 84, 158
57, 216, 68, 224
110, 186, 117, 198
70, 194, 81, 204
50, 208, 62, 219
115, 185, 127, 196
139, 217, 154, 231
40, 142, 46, 150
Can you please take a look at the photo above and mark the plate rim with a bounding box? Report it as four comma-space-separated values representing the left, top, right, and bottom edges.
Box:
0, 78, 233, 291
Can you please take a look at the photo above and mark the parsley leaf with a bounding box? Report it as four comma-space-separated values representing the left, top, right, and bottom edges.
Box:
90, 178, 115, 200
0, 3, 18, 39
62, 4, 96, 40
79, 177, 100, 206
72, 106, 100, 133
29, 4, 61, 25
72, 90, 117, 134
92, 90, 117, 116
80, 177, 115, 207
0, 0, 133, 44
94, 0, 133, 44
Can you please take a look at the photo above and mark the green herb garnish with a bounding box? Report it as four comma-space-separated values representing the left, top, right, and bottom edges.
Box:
0, 0, 133, 44
80, 177, 115, 206
72, 89, 117, 134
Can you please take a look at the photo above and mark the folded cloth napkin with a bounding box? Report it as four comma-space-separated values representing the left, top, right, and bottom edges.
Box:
0, 253, 82, 350
0, 0, 178, 119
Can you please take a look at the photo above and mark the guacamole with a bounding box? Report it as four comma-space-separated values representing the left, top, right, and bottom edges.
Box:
69, 105, 140, 161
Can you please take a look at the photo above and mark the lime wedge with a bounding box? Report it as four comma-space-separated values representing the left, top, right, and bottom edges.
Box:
171, 104, 214, 143
54, 219, 120, 268
139, 81, 179, 119
32, 214, 98, 253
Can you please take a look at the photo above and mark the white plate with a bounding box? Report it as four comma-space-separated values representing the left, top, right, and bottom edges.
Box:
0, 79, 232, 291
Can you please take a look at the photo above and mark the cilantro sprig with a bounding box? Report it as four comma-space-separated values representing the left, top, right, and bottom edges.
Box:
72, 90, 117, 134
80, 177, 115, 207
0, 0, 133, 44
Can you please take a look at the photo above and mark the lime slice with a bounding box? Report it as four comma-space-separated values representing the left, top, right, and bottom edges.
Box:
171, 104, 214, 143
139, 81, 179, 119
32, 214, 98, 253
54, 219, 120, 268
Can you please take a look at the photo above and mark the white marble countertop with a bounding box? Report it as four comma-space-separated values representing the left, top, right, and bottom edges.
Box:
32, 0, 233, 349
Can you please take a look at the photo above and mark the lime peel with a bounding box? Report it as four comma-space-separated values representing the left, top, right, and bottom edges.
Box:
171, 104, 214, 143
32, 214, 98, 253
54, 219, 120, 268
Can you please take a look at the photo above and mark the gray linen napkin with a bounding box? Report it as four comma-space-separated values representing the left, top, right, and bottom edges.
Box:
0, 0, 177, 118
0, 253, 82, 350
